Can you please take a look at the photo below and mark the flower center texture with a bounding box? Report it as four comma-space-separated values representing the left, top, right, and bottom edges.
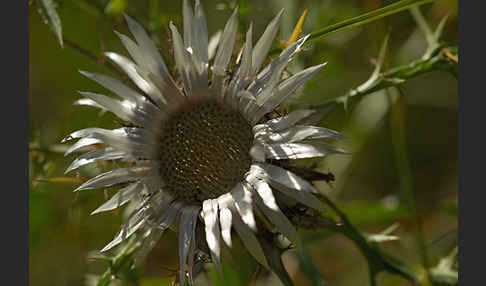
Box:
158, 99, 254, 204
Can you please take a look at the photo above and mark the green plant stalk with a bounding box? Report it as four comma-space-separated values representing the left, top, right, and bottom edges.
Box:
388, 89, 431, 285
316, 194, 420, 286
270, 0, 436, 55
314, 45, 457, 111
307, 0, 436, 45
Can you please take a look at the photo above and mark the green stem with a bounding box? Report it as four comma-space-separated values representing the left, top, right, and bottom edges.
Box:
270, 0, 436, 55
389, 88, 431, 284
307, 0, 436, 45
314, 45, 457, 111
316, 194, 420, 285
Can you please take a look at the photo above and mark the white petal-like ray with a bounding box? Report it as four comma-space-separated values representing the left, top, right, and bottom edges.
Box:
202, 199, 222, 274
178, 205, 200, 286
219, 207, 233, 247
256, 163, 326, 212
192, 0, 209, 73
237, 90, 259, 118
91, 181, 142, 214
123, 14, 169, 76
78, 91, 137, 124
256, 125, 344, 144
62, 127, 125, 143
89, 128, 158, 159
170, 22, 197, 95
227, 24, 253, 107
79, 71, 160, 122
268, 63, 327, 107
73, 98, 107, 111
65, 147, 125, 173
104, 52, 167, 107
133, 227, 165, 267
64, 137, 103, 156
208, 30, 222, 60
230, 205, 269, 268
251, 9, 284, 76
264, 142, 346, 160
211, 7, 238, 94
123, 14, 184, 104
183, 0, 194, 50
154, 200, 183, 230
79, 70, 142, 103
231, 183, 257, 231
74, 166, 152, 192
250, 179, 300, 246
263, 109, 316, 131
101, 223, 141, 252
249, 142, 266, 162
217, 193, 235, 247
101, 205, 147, 252
248, 35, 309, 96
114, 31, 148, 74
257, 163, 317, 193
216, 189, 266, 265
251, 63, 327, 123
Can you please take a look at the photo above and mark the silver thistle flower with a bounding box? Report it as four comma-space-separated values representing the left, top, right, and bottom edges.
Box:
64, 1, 344, 284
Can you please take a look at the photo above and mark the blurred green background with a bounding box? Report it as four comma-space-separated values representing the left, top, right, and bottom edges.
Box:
29, 0, 458, 285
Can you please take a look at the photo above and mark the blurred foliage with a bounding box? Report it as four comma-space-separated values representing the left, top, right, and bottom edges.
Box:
29, 0, 458, 285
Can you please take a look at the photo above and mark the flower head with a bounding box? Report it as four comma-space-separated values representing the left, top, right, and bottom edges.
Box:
64, 0, 344, 284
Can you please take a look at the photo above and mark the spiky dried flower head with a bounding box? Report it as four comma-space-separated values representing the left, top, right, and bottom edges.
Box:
64, 1, 345, 285
159, 98, 253, 204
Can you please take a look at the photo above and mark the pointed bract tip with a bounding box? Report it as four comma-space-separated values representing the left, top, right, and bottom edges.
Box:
100, 244, 113, 253
113, 30, 124, 38
104, 51, 115, 58
61, 135, 72, 143
122, 13, 133, 23
301, 34, 311, 43
78, 70, 92, 78
317, 62, 328, 69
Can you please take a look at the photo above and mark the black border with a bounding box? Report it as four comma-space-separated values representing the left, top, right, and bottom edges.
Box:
458, 0, 481, 285
10, 1, 29, 285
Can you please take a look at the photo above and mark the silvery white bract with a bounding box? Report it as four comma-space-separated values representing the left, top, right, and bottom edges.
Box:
64, 0, 344, 284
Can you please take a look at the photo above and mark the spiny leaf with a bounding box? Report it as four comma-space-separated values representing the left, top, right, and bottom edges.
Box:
36, 0, 63, 47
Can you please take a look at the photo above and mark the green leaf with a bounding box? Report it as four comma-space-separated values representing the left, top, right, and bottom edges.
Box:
36, 0, 63, 47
